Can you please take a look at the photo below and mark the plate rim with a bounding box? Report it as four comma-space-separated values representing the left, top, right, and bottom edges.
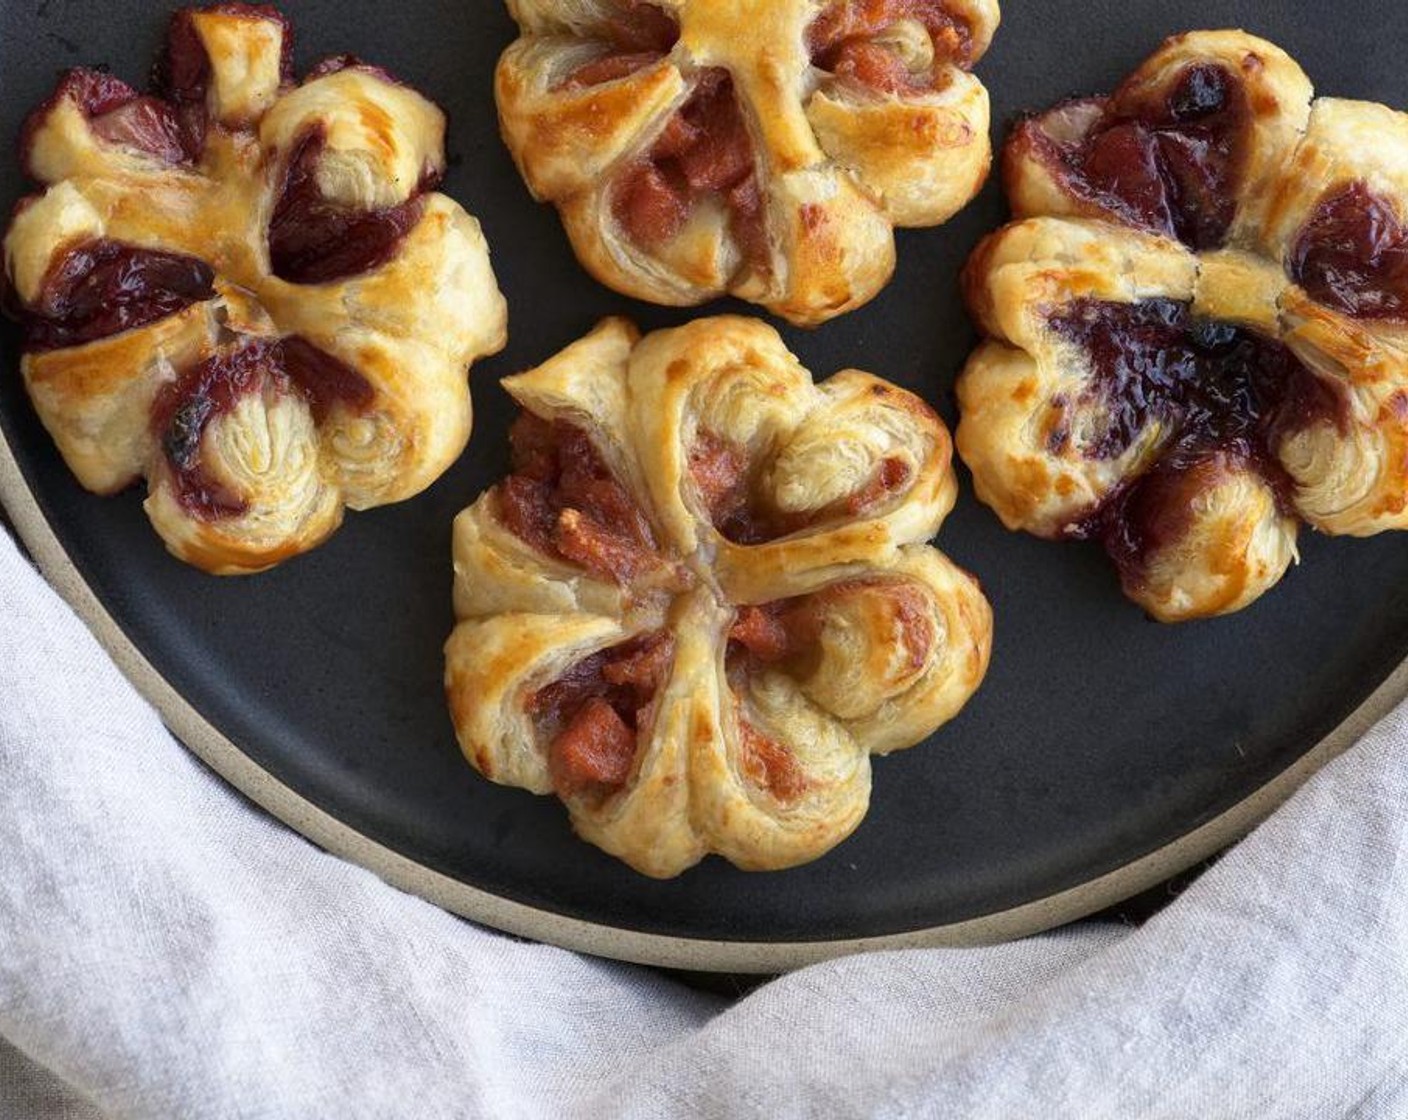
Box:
4, 429, 1406, 973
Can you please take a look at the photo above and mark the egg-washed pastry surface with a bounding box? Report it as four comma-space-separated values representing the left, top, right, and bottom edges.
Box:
957, 30, 1408, 621
2, 3, 508, 574
445, 316, 992, 877
496, 0, 999, 326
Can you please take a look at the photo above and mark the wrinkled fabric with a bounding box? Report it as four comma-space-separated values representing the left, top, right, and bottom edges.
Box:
1, 526, 1405, 1119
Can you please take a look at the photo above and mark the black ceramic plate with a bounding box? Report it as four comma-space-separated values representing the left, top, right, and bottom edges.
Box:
4, 0, 1408, 972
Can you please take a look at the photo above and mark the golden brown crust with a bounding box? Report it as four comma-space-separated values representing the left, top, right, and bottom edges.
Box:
445, 316, 992, 876
495, 0, 999, 326
958, 30, 1408, 620
3, 9, 508, 574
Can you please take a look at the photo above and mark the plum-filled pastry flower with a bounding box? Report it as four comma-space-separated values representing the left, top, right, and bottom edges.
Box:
496, 0, 1000, 326
445, 316, 992, 876
957, 31, 1408, 621
3, 3, 508, 573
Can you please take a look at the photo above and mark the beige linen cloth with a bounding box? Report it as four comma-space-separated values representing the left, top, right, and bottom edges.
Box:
1, 527, 1406, 1118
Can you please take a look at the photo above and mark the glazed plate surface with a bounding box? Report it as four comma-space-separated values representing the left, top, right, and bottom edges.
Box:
4, 0, 1408, 971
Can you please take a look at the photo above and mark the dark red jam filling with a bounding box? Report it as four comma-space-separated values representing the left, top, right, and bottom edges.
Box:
808, 0, 974, 93
19, 8, 293, 174
267, 128, 433, 285
16, 10, 423, 294
689, 428, 912, 544
1051, 298, 1344, 469
279, 335, 376, 421
1017, 64, 1247, 249
152, 341, 277, 519
558, 1, 679, 88
498, 412, 668, 586
17, 239, 216, 352
20, 70, 191, 175
1290, 182, 1408, 320
151, 336, 373, 519
1094, 450, 1239, 595
159, 3, 293, 154
611, 70, 768, 267
1050, 298, 1346, 584
530, 631, 674, 799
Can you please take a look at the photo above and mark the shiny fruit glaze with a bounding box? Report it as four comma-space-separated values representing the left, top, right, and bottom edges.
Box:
1291, 182, 1408, 319
16, 240, 215, 352
268, 128, 433, 285
1050, 297, 1345, 582
1020, 64, 1248, 249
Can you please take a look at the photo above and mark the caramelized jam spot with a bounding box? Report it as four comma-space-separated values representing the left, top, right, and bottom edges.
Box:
151, 341, 279, 520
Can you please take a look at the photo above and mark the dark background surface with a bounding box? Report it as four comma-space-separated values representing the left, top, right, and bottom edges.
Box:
2, 1, 1406, 948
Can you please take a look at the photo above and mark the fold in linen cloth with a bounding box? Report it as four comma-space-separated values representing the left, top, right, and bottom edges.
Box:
1, 524, 1406, 1119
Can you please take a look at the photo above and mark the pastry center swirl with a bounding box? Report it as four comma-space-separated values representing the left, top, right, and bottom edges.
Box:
1049, 297, 1347, 588
497, 411, 932, 803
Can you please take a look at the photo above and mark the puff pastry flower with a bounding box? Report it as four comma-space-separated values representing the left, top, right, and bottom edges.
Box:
444, 316, 991, 876
957, 30, 1408, 621
496, 0, 999, 326
2, 3, 507, 574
